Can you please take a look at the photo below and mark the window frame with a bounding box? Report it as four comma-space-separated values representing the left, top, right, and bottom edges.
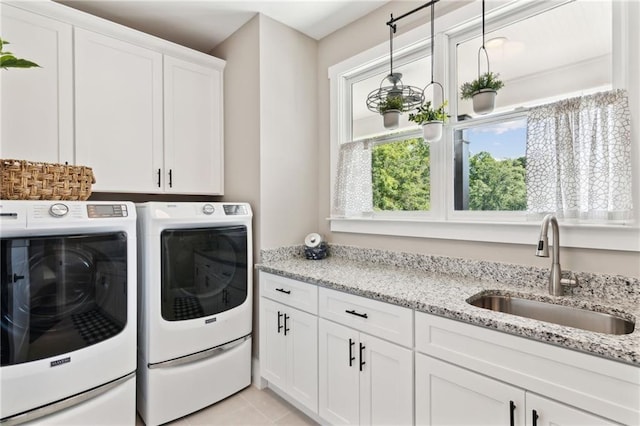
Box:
328, 0, 640, 252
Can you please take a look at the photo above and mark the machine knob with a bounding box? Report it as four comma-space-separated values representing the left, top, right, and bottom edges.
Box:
49, 203, 69, 217
202, 204, 215, 215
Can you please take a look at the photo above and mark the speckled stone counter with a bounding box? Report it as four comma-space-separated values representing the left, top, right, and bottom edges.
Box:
256, 244, 640, 366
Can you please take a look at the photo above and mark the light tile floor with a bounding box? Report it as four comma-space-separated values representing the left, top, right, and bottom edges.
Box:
136, 385, 319, 426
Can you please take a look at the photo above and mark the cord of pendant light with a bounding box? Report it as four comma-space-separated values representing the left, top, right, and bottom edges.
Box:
478, 0, 490, 77
389, 18, 395, 77
429, 2, 435, 84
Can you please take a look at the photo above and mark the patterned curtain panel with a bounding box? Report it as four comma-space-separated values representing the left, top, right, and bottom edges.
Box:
526, 89, 633, 221
332, 140, 373, 217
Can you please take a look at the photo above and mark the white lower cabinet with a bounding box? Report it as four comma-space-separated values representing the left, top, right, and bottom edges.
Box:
259, 273, 319, 414
416, 354, 617, 426
415, 353, 525, 425
260, 297, 318, 413
525, 393, 618, 426
319, 318, 413, 425
415, 312, 637, 425
258, 274, 638, 426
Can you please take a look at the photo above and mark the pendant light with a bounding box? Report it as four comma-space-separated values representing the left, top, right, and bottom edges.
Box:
366, 15, 424, 130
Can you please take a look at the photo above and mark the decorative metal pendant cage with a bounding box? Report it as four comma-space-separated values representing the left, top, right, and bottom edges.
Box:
366, 72, 424, 114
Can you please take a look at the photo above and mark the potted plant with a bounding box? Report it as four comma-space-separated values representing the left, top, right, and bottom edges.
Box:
408, 100, 448, 142
1, 38, 40, 69
378, 96, 404, 129
460, 71, 504, 115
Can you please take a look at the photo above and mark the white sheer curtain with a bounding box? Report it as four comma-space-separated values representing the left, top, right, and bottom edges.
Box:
332, 140, 373, 217
526, 89, 633, 221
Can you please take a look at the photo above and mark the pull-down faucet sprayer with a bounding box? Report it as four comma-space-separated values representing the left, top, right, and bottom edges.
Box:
535, 214, 577, 296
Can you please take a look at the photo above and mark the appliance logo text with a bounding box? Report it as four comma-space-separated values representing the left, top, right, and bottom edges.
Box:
50, 357, 71, 367
205, 317, 217, 324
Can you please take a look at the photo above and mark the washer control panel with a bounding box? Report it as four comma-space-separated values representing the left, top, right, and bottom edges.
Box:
87, 204, 128, 218
223, 204, 248, 215
49, 203, 69, 217
202, 204, 215, 215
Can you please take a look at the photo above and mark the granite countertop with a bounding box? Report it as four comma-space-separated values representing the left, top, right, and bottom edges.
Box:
256, 245, 640, 366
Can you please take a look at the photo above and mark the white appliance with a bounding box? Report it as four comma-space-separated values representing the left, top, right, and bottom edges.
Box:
135, 202, 253, 426
0, 200, 137, 425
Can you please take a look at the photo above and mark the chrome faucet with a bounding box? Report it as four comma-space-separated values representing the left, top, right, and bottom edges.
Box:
535, 214, 577, 296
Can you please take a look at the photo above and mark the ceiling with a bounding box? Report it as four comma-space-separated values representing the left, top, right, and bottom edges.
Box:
54, 0, 390, 53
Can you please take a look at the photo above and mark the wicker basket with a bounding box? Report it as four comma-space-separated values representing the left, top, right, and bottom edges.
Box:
1, 159, 96, 201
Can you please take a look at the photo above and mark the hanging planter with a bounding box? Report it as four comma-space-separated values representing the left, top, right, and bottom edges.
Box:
407, 3, 448, 143
382, 110, 401, 129
459, 1, 505, 115
421, 120, 443, 141
365, 15, 424, 128
471, 88, 497, 115
408, 99, 449, 143
378, 96, 404, 129
460, 69, 504, 115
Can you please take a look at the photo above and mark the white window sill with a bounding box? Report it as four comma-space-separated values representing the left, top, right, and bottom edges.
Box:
329, 217, 640, 252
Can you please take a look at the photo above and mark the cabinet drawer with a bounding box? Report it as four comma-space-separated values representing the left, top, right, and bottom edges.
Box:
319, 287, 412, 348
260, 272, 318, 315
415, 311, 640, 425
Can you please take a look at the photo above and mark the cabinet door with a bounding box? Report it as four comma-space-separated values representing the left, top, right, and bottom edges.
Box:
287, 306, 318, 413
0, 4, 73, 163
319, 319, 360, 425
260, 298, 288, 390
74, 27, 163, 193
164, 55, 223, 195
526, 393, 618, 426
359, 333, 413, 426
415, 353, 526, 426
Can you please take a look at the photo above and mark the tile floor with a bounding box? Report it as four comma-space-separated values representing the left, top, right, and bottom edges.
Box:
136, 385, 318, 426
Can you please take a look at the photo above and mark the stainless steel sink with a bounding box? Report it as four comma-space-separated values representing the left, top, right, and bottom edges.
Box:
468, 294, 635, 335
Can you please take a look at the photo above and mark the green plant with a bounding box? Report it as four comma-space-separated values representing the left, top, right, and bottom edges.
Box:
408, 100, 449, 124
378, 96, 404, 113
459, 72, 504, 100
1, 38, 40, 70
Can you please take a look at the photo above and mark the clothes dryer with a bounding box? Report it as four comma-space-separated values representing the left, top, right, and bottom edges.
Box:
135, 202, 252, 425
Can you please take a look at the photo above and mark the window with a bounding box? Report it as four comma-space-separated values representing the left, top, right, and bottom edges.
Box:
455, 1, 612, 116
373, 135, 430, 211
454, 117, 527, 212
329, 0, 639, 251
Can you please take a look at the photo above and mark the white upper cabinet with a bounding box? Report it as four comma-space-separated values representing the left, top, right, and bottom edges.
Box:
164, 56, 224, 195
3, 1, 225, 195
0, 4, 73, 164
74, 27, 163, 193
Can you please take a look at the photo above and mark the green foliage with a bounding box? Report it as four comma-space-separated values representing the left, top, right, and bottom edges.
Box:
378, 96, 404, 113
468, 151, 526, 211
372, 138, 430, 211
460, 72, 504, 100
408, 100, 449, 124
1, 38, 40, 69
371, 144, 525, 212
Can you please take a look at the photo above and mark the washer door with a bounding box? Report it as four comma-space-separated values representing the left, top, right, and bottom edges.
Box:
0, 232, 128, 366
160, 225, 248, 321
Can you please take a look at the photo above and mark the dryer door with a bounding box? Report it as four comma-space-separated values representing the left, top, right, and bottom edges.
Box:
160, 225, 248, 322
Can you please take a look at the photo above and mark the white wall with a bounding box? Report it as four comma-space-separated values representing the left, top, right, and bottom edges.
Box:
259, 15, 319, 249
212, 14, 318, 365
212, 14, 318, 251
212, 16, 262, 252
317, 1, 640, 278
